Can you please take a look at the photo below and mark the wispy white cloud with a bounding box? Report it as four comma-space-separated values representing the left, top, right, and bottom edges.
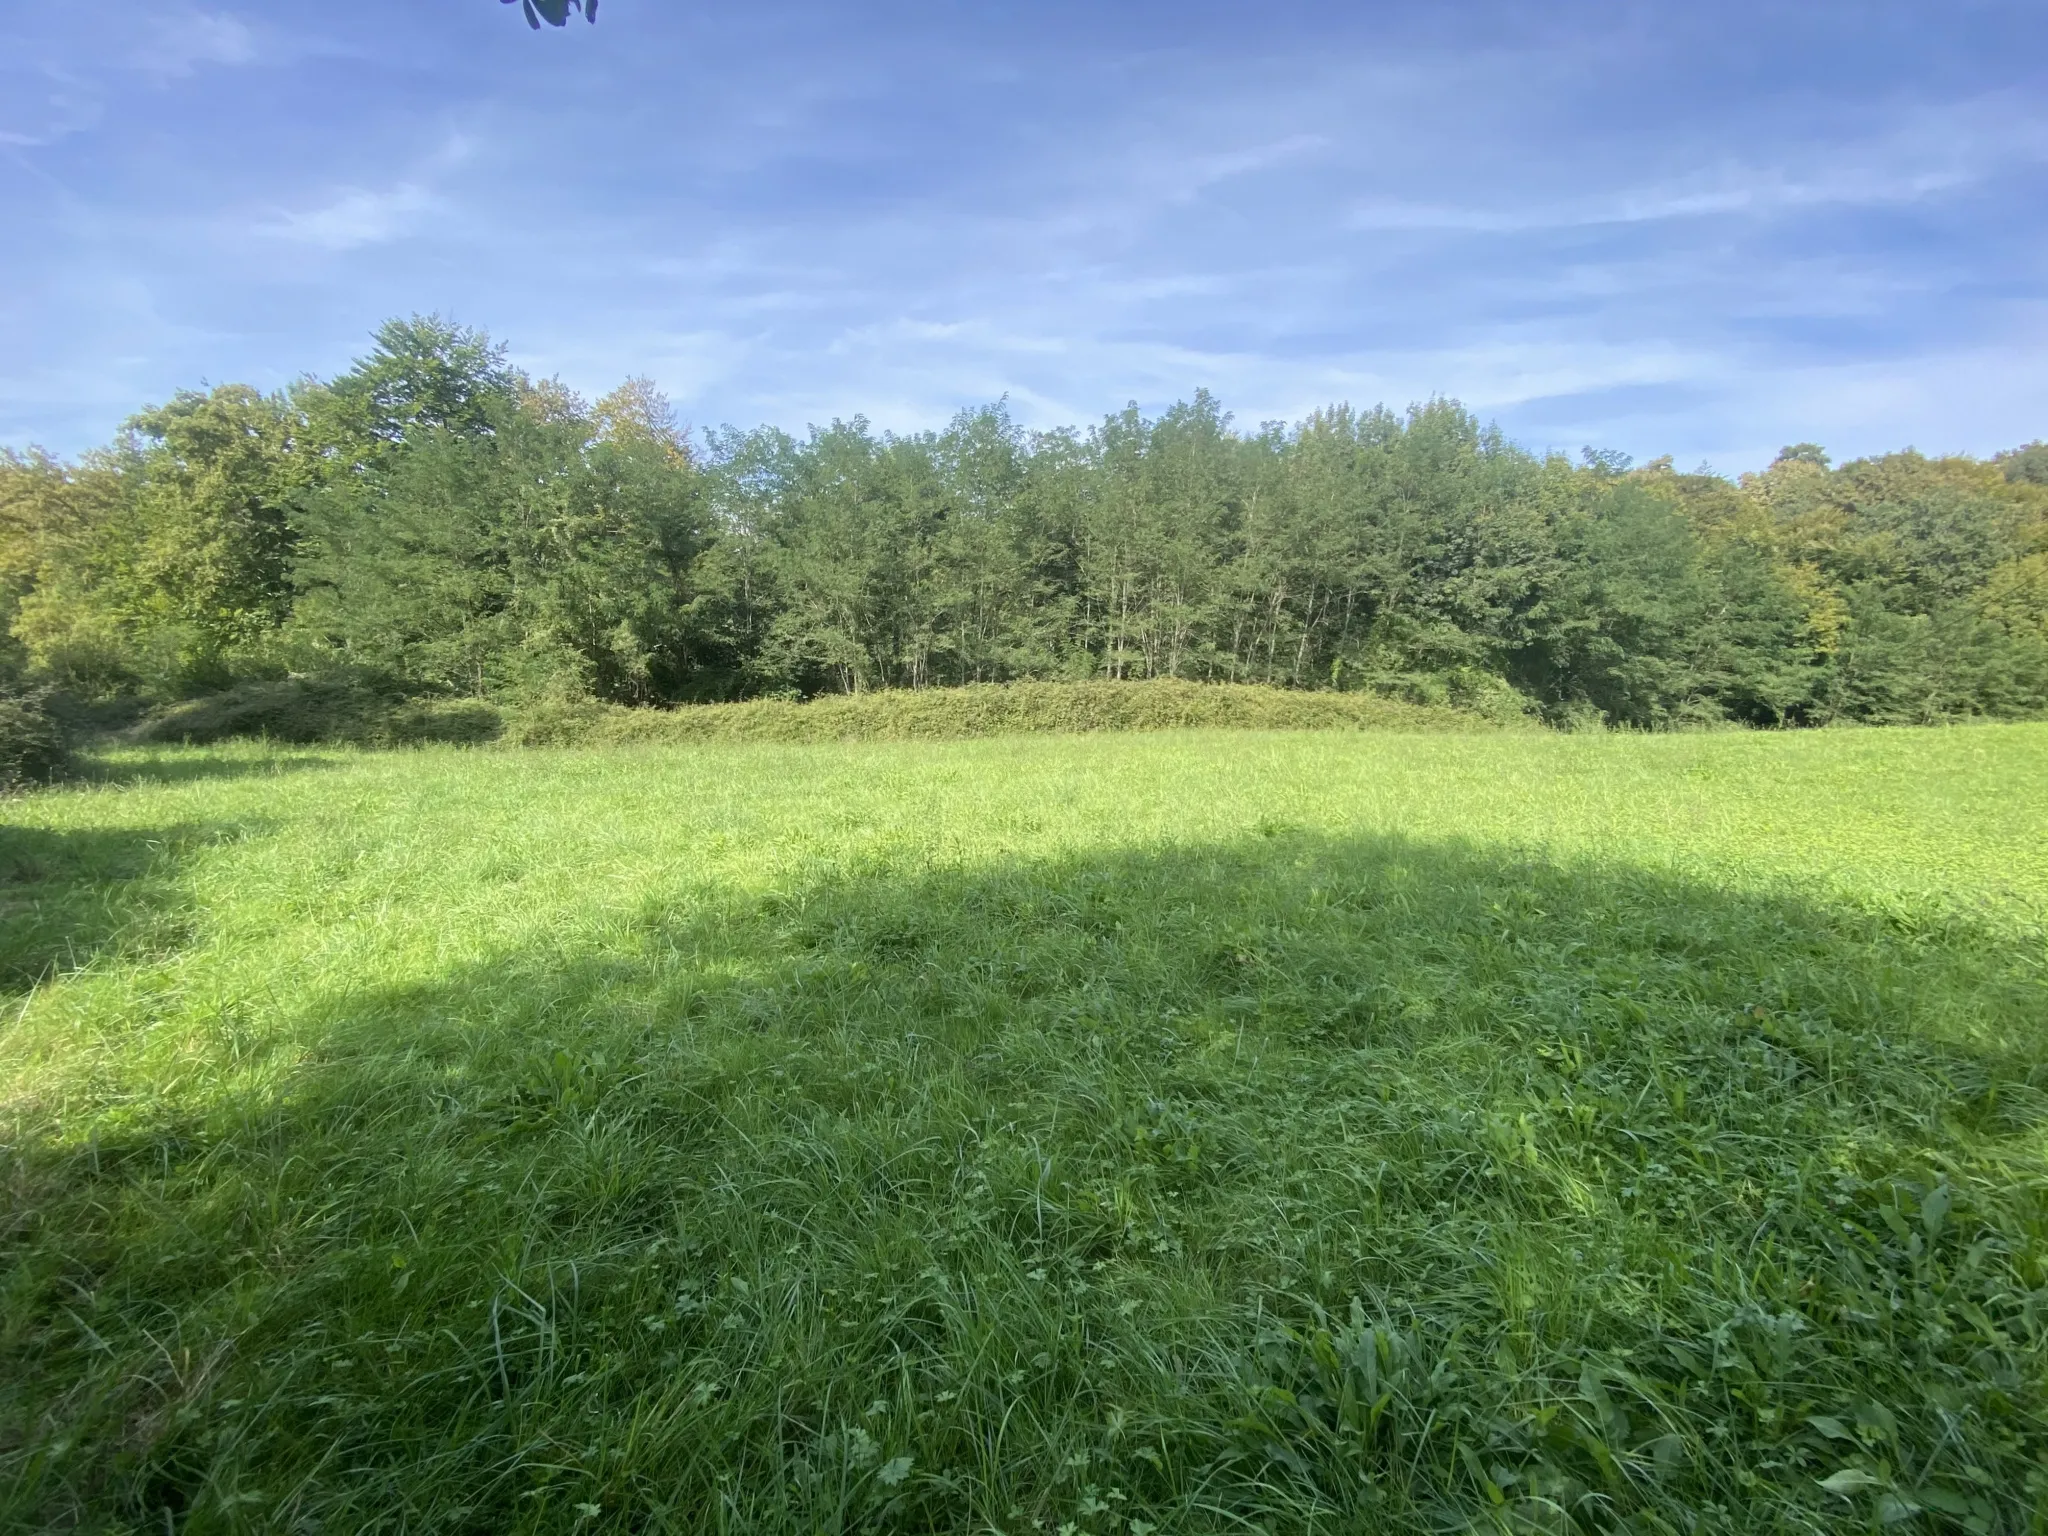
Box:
0, 67, 102, 149
1478, 313, 2048, 473
1179, 133, 1330, 195
1348, 169, 1975, 234
1348, 93, 2048, 233
0, 9, 262, 150
259, 183, 435, 250
725, 316, 1718, 434
132, 10, 258, 80
252, 132, 472, 251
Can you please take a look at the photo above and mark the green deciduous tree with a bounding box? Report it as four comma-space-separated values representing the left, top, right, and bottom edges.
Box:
7, 315, 2044, 729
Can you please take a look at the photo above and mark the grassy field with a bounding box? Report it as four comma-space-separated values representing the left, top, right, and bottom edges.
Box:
2, 725, 2045, 1533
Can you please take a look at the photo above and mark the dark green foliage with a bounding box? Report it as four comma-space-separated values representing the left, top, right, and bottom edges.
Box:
0, 685, 69, 791
502, 677, 1502, 746
1997, 441, 2048, 485
4, 317, 2046, 737
119, 385, 307, 691
1520, 482, 1724, 727
291, 338, 725, 707
1824, 594, 2048, 725
309, 315, 518, 457
129, 677, 502, 747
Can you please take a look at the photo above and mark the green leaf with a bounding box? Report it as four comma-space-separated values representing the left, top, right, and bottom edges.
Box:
876, 1455, 914, 1487
1819, 1468, 1882, 1496
1912, 1486, 1975, 1516
1921, 1181, 1951, 1240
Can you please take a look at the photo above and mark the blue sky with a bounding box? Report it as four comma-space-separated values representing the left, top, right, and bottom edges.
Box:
4, 1, 2044, 470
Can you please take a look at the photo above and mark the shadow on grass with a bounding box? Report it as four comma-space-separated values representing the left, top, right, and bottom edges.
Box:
4, 830, 2045, 1533
76, 750, 344, 788
0, 822, 247, 992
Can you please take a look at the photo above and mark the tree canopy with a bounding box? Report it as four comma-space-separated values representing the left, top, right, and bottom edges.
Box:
4, 316, 2044, 727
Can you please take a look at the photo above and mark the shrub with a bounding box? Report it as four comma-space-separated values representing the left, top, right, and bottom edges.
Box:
130, 677, 503, 748
502, 678, 1507, 747
0, 686, 71, 791
130, 678, 1508, 753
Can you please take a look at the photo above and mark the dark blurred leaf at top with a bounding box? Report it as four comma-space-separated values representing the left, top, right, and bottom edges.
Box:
504, 0, 596, 28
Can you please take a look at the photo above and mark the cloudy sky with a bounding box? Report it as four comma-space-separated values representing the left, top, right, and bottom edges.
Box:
3, 0, 2044, 469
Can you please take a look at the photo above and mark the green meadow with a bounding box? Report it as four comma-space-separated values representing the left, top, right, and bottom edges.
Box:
3, 725, 2046, 1533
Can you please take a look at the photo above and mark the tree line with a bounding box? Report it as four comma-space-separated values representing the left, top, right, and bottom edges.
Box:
4, 315, 2046, 730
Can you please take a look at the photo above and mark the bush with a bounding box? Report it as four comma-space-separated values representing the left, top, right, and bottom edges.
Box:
127, 678, 1510, 753
1350, 667, 1538, 727
0, 686, 71, 791
130, 677, 503, 748
503, 678, 1507, 748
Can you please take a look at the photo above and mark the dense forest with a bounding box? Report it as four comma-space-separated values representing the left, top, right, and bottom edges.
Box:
4, 315, 2046, 731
